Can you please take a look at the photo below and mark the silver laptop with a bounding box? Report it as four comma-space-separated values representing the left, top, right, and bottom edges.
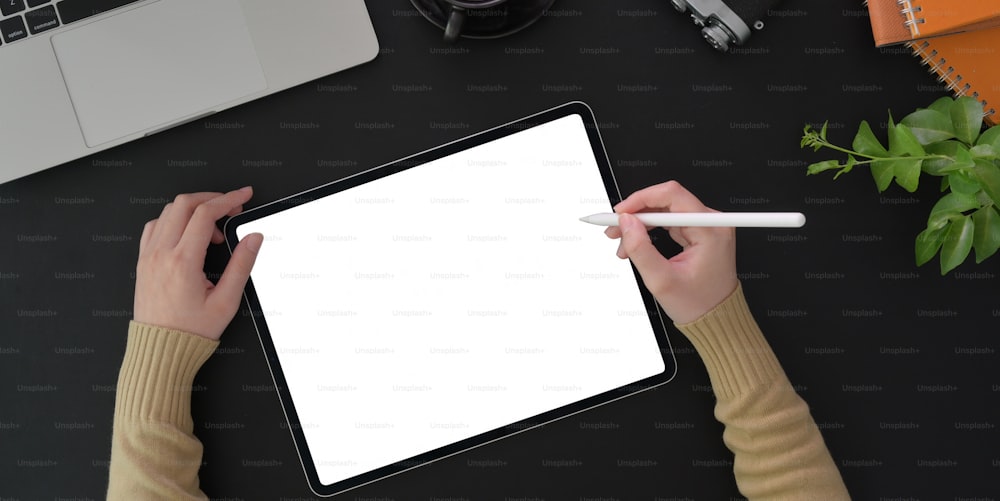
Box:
0, 0, 379, 185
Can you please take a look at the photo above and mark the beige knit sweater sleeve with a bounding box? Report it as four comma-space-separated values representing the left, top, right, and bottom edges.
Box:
107, 285, 849, 500
106, 321, 218, 501
674, 283, 851, 500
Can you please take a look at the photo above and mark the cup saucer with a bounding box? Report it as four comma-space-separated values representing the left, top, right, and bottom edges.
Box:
410, 0, 557, 40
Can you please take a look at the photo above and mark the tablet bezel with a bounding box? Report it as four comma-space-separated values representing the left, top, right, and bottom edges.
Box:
224, 101, 678, 497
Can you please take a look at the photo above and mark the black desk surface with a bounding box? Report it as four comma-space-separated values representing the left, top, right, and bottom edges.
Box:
2, 1, 998, 499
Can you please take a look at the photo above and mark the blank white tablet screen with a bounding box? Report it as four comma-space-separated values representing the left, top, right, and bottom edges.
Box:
236, 113, 667, 486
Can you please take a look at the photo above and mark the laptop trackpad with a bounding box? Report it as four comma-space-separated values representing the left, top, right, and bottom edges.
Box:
52, 0, 267, 147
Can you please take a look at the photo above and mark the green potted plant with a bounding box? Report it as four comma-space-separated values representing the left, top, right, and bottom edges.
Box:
801, 96, 1000, 274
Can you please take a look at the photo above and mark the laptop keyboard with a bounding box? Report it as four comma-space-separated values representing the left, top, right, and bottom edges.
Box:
0, 0, 141, 46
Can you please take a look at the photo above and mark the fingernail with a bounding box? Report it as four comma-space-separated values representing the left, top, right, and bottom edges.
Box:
239, 186, 252, 193
246, 233, 263, 252
619, 213, 632, 234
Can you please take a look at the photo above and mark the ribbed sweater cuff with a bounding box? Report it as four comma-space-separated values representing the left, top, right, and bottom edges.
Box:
113, 321, 219, 430
674, 283, 785, 400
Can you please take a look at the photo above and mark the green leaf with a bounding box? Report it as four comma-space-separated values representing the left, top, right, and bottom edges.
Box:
927, 96, 955, 115
928, 191, 981, 229
976, 125, 1000, 148
807, 160, 840, 175
941, 176, 950, 192
923, 140, 975, 175
879, 122, 925, 192
800, 123, 827, 151
951, 96, 984, 145
888, 123, 926, 157
971, 205, 1000, 263
970, 144, 998, 160
971, 159, 1000, 206
800, 125, 813, 148
852, 120, 888, 157
833, 154, 856, 179
947, 170, 981, 195
893, 158, 922, 192
871, 159, 895, 192
901, 109, 956, 145
939, 214, 975, 274
820, 121, 828, 141
915, 225, 947, 266
977, 190, 993, 207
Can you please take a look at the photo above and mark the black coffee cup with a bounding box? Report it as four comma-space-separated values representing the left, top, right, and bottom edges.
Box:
444, 0, 506, 43
411, 0, 556, 43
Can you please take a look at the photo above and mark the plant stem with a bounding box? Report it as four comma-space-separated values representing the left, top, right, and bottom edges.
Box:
807, 135, 952, 163
813, 140, 881, 160
848, 154, 952, 166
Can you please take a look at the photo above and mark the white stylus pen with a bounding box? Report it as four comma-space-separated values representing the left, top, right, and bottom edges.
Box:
579, 212, 806, 228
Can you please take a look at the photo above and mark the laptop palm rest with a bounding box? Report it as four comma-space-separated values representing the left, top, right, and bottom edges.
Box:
51, 0, 267, 148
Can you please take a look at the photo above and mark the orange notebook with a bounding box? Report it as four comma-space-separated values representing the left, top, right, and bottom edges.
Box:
909, 27, 1000, 125
868, 0, 1000, 47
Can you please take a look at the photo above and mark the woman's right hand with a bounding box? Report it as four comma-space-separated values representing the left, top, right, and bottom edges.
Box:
605, 181, 738, 325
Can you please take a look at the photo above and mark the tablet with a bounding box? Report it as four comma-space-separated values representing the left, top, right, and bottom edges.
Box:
224, 101, 677, 496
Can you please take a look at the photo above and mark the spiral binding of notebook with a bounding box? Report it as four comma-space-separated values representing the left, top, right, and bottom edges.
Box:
866, 0, 1000, 47
908, 35, 998, 125
898, 0, 924, 37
